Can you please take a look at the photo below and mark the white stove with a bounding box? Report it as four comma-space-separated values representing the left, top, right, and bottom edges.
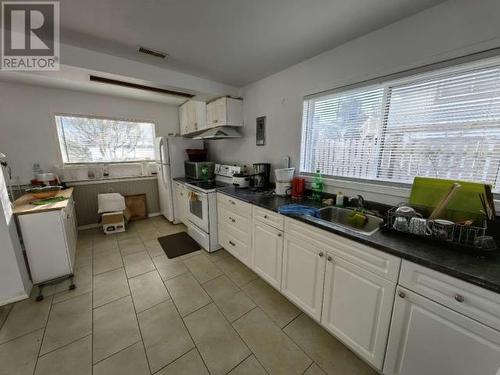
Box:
185, 164, 241, 252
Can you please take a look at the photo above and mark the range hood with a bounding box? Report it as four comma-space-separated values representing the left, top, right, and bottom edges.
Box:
193, 126, 241, 140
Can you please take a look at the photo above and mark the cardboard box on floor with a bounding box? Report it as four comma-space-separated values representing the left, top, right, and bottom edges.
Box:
102, 211, 125, 234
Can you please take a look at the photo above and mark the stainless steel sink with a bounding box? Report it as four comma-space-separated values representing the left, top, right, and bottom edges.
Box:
307, 206, 383, 236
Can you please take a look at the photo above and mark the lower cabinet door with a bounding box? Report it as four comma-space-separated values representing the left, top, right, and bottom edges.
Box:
384, 287, 500, 375
252, 221, 283, 290
281, 234, 326, 321
321, 255, 395, 370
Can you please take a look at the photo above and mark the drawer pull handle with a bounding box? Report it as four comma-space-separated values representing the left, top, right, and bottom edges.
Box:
398, 291, 406, 299
454, 294, 465, 303
277, 233, 282, 237
264, 215, 268, 219
327, 255, 332, 262
229, 240, 235, 246
230, 200, 235, 205
229, 217, 235, 222
318, 252, 324, 257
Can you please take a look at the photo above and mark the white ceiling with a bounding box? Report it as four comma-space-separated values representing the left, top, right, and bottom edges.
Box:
60, 0, 446, 86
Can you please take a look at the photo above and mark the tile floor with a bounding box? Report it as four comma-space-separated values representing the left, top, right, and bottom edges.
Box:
0, 217, 376, 375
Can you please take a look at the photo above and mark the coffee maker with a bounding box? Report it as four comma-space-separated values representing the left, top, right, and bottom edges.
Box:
250, 163, 271, 190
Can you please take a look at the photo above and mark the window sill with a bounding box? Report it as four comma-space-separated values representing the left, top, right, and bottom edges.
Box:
64, 175, 157, 186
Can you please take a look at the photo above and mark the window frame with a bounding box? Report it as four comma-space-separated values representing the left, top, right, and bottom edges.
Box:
299, 53, 500, 196
53, 113, 157, 165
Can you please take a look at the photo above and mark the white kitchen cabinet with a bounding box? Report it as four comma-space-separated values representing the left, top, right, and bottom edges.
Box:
206, 97, 243, 128
281, 233, 326, 321
321, 254, 396, 370
16, 195, 77, 286
174, 182, 188, 224
252, 220, 283, 290
179, 100, 206, 135
384, 287, 500, 375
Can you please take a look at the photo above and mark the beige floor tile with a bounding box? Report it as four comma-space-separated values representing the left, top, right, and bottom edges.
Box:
243, 278, 301, 328
93, 251, 123, 275
93, 268, 130, 308
184, 303, 250, 375
164, 273, 211, 316
228, 355, 267, 375
53, 264, 92, 304
0, 297, 51, 344
156, 223, 187, 236
0, 304, 12, 330
120, 242, 146, 256
41, 292, 92, 355
177, 249, 204, 261
284, 313, 376, 375
202, 275, 239, 301
0, 329, 43, 375
183, 253, 223, 283
93, 341, 149, 375
138, 300, 194, 373
205, 249, 231, 263
93, 240, 119, 255
143, 239, 165, 258
202, 275, 255, 322
138, 228, 160, 241
118, 237, 142, 247
217, 255, 258, 287
129, 270, 170, 313
123, 251, 155, 278
155, 348, 209, 375
217, 291, 257, 322
304, 363, 327, 375
233, 308, 312, 375
93, 296, 140, 363
35, 335, 91, 375
153, 255, 189, 281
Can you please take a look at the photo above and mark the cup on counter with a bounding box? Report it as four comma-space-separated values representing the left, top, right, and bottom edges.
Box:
408, 217, 432, 236
431, 219, 454, 240
393, 216, 409, 232
395, 205, 421, 219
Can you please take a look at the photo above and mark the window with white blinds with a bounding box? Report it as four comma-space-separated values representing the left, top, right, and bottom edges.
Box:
55, 115, 156, 164
300, 58, 500, 193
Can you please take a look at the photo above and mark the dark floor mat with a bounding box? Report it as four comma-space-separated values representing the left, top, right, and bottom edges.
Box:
157, 232, 201, 259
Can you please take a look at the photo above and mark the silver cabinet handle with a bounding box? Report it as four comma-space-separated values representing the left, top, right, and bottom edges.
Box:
229, 240, 235, 246
327, 255, 332, 262
454, 294, 465, 303
264, 215, 268, 219
277, 233, 282, 237
229, 200, 235, 205
229, 217, 235, 223
398, 291, 406, 298
318, 252, 324, 257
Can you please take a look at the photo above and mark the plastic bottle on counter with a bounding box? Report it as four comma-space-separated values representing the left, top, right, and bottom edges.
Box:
336, 192, 344, 206
311, 169, 323, 202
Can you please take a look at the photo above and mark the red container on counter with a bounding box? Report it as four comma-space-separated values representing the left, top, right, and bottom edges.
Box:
291, 177, 306, 199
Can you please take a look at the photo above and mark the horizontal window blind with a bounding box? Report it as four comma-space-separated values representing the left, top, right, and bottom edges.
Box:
55, 115, 155, 164
300, 58, 500, 193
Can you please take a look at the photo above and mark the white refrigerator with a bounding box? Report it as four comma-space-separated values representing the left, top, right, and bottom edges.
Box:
155, 136, 203, 223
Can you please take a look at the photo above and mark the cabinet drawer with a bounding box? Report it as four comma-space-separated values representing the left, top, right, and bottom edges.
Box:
253, 206, 284, 230
219, 223, 251, 266
218, 206, 250, 234
217, 193, 251, 218
218, 216, 251, 247
399, 261, 500, 331
285, 217, 401, 282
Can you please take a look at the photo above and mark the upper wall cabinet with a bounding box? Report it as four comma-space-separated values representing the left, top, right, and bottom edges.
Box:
179, 100, 207, 135
206, 97, 243, 128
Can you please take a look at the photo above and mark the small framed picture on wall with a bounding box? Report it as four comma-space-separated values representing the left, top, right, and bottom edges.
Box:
256, 116, 266, 146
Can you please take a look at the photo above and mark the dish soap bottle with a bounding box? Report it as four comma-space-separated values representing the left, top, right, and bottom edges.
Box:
201, 165, 210, 182
336, 192, 344, 206
311, 169, 323, 202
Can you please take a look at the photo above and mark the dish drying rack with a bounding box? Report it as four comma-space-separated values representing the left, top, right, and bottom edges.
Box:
385, 206, 490, 251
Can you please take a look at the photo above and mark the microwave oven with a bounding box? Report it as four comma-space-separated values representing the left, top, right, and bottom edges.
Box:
184, 161, 215, 180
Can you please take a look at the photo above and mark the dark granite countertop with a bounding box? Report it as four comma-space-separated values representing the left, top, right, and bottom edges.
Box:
217, 186, 500, 294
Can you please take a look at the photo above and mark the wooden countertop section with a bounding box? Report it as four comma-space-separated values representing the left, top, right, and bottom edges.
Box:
13, 188, 74, 215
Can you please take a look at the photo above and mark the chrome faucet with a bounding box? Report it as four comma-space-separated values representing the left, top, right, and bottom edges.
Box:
349, 194, 365, 210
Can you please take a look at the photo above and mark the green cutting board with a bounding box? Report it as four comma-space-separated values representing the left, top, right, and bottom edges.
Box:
409, 177, 489, 222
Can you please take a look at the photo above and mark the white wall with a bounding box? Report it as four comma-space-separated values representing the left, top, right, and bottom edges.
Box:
208, 0, 500, 200
0, 81, 180, 184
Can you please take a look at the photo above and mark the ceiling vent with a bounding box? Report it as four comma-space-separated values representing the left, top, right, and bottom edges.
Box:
138, 46, 169, 59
